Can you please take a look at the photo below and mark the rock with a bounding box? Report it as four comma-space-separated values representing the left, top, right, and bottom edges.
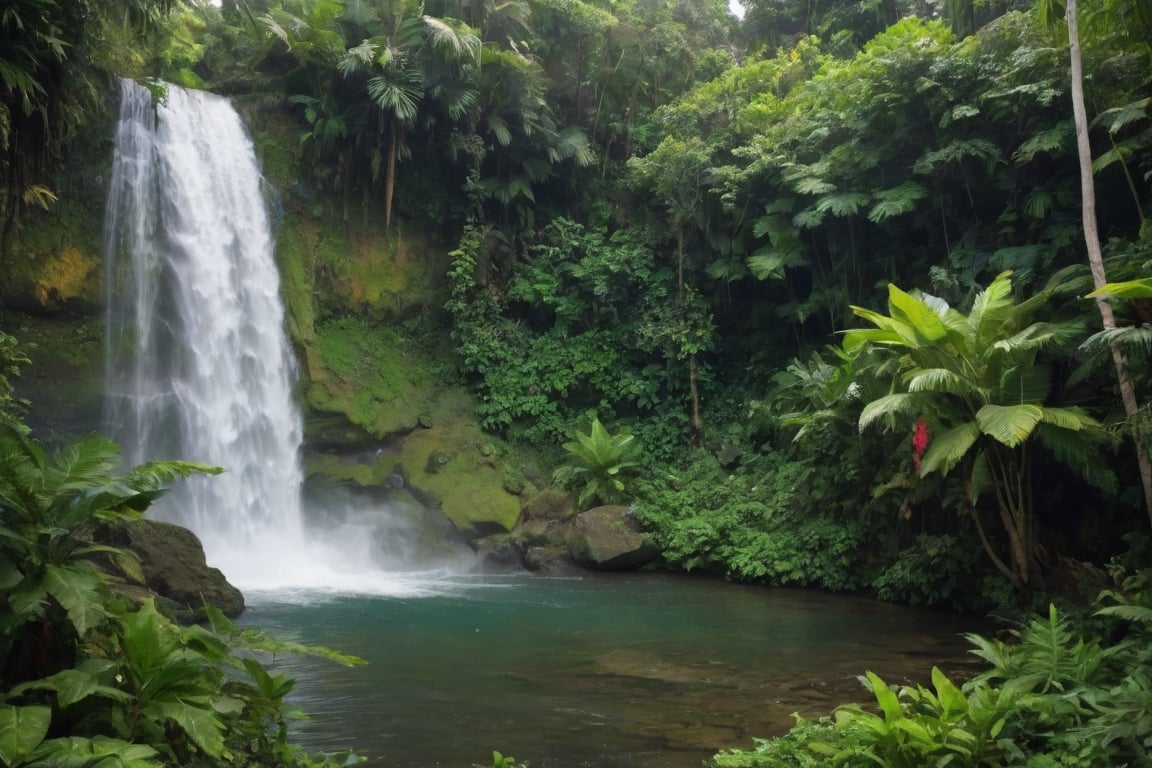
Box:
425, 450, 452, 473
474, 534, 524, 572
109, 519, 245, 618
522, 545, 582, 576
567, 505, 658, 571
520, 489, 574, 522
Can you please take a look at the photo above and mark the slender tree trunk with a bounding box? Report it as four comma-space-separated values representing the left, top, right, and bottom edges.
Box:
1067, 0, 1152, 528
677, 227, 702, 444
384, 123, 398, 230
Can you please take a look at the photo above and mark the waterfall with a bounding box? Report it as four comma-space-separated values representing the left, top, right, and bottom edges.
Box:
104, 80, 309, 588
104, 80, 476, 595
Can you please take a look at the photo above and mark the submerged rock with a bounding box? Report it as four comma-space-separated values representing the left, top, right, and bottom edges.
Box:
108, 519, 245, 618
567, 505, 658, 571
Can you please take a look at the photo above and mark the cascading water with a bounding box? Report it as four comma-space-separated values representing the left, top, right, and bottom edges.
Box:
104, 80, 469, 594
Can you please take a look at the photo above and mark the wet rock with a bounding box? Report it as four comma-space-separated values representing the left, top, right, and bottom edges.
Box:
474, 534, 524, 572
522, 545, 582, 576
108, 519, 245, 618
568, 505, 658, 571
425, 450, 452, 473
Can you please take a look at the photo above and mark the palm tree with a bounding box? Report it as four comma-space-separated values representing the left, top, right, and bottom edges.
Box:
340, 4, 480, 229
845, 271, 1117, 591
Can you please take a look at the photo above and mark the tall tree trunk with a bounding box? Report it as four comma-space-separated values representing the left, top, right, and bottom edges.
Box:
384, 123, 398, 230
677, 227, 703, 444
1067, 0, 1152, 528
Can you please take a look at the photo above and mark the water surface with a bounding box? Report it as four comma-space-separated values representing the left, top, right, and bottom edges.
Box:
240, 572, 983, 768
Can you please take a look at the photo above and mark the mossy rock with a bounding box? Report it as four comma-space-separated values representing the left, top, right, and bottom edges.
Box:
106, 519, 245, 618
520, 489, 575, 522
392, 419, 520, 535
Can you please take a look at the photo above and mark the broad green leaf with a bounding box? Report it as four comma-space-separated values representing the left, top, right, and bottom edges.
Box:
155, 700, 226, 757
976, 404, 1043, 447
0, 705, 51, 765
44, 564, 106, 636
919, 422, 980, 476
931, 666, 965, 717
1086, 278, 1152, 300
864, 671, 902, 722
849, 305, 918, 345
843, 327, 906, 352
32, 735, 161, 768
0, 554, 23, 590
886, 284, 947, 342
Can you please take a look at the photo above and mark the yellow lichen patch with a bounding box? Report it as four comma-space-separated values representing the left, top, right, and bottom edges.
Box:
34, 247, 99, 307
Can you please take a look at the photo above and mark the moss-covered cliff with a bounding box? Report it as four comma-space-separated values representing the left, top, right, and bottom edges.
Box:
3, 86, 524, 537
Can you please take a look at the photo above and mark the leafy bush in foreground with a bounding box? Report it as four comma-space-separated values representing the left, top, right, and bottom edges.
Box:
0, 426, 361, 767
713, 594, 1152, 767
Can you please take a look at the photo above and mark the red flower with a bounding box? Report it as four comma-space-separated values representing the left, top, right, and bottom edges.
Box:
912, 417, 931, 472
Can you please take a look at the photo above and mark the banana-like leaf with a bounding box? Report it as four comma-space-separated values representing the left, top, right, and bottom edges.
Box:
886, 284, 948, 342
1086, 278, 1152, 300
976, 404, 1043, 447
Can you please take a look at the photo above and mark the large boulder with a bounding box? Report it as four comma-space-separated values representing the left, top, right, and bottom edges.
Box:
567, 505, 658, 571
110, 519, 246, 618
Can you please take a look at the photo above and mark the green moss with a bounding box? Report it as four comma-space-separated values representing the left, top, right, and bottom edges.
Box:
303, 452, 395, 487
10, 313, 106, 438
393, 418, 521, 533
304, 316, 435, 437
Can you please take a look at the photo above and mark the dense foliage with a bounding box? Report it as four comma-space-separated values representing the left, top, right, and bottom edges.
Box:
0, 425, 360, 767
714, 584, 1152, 767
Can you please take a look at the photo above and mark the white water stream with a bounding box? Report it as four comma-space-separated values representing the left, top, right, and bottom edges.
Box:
103, 80, 466, 595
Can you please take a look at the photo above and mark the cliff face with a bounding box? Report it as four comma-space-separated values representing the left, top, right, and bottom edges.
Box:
5, 88, 524, 539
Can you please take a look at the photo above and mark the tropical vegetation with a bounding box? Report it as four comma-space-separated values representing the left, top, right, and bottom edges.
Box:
2, 0, 1152, 763
0, 425, 361, 767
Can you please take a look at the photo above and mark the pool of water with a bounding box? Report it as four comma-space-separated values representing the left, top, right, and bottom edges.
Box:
238, 572, 984, 768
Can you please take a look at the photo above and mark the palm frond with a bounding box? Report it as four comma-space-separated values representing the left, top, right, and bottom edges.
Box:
339, 39, 377, 74
976, 403, 1043, 447
367, 72, 422, 121
905, 367, 973, 394
919, 422, 980, 476
1079, 325, 1152, 354
968, 271, 1016, 344
859, 393, 921, 431
421, 16, 481, 61
1034, 423, 1118, 494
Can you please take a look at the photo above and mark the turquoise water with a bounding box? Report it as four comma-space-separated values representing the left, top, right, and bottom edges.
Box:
239, 573, 982, 768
